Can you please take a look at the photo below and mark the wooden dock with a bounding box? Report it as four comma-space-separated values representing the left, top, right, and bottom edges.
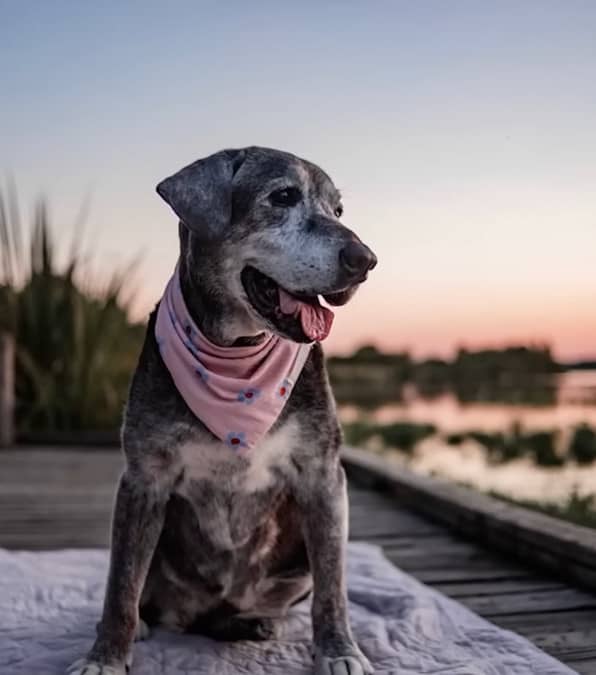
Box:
1, 447, 596, 674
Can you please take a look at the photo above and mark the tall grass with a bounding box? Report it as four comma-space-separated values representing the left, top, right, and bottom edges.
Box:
0, 185, 145, 432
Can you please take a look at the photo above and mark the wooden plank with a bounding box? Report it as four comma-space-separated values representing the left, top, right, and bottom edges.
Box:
382, 535, 480, 555
432, 578, 566, 598
385, 550, 497, 572
532, 631, 596, 655
572, 661, 596, 675
459, 587, 596, 617
349, 517, 443, 538
414, 566, 534, 584
0, 531, 111, 550
349, 507, 430, 521
494, 609, 596, 632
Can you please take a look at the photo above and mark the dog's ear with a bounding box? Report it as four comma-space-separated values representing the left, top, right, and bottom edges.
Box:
156, 149, 246, 240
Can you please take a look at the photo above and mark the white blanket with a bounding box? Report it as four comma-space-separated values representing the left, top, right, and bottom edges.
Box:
0, 543, 574, 675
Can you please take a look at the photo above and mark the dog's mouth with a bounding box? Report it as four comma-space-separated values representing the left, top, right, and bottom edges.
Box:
241, 267, 355, 342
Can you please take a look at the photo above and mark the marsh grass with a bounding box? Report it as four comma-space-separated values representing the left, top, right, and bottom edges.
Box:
489, 489, 596, 530
0, 185, 145, 432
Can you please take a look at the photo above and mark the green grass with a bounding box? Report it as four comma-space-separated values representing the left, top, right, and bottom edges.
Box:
0, 185, 145, 432
489, 489, 596, 530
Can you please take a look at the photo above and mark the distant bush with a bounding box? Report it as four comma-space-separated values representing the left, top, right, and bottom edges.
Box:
442, 426, 564, 466
523, 431, 563, 467
342, 421, 377, 447
329, 342, 562, 407
343, 421, 436, 453
379, 422, 436, 452
0, 187, 144, 433
327, 346, 410, 406
569, 425, 596, 465
459, 431, 518, 462
445, 432, 466, 445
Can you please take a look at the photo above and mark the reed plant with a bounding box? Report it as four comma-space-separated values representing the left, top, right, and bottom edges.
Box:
0, 185, 145, 432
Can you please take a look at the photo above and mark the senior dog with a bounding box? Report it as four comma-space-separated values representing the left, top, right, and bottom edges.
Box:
68, 147, 377, 675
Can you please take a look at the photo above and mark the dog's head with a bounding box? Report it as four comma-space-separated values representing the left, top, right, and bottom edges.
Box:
157, 146, 377, 343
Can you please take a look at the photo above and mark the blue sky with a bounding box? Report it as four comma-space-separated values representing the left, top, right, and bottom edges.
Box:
2, 1, 595, 357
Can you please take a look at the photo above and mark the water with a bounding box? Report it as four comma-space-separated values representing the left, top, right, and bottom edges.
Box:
339, 370, 596, 503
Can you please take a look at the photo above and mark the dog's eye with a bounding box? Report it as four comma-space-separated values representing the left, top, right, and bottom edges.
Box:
334, 204, 344, 218
269, 187, 302, 207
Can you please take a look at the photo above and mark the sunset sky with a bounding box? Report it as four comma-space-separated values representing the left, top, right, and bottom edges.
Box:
2, 2, 595, 359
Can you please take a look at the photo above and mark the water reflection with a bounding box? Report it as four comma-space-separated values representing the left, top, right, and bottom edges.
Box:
339, 370, 596, 503
380, 438, 596, 504
340, 371, 596, 432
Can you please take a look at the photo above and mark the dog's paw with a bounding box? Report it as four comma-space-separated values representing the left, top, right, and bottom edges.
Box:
66, 659, 128, 675
134, 618, 151, 641
313, 646, 373, 675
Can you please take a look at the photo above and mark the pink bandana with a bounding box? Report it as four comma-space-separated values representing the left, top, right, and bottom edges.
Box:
155, 268, 312, 450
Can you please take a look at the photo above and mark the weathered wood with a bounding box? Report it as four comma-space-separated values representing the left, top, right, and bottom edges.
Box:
432, 578, 566, 597
0, 333, 15, 447
414, 566, 534, 584
342, 445, 596, 594
572, 659, 596, 675
459, 587, 596, 617
349, 518, 442, 539
2, 447, 596, 671
17, 429, 120, 446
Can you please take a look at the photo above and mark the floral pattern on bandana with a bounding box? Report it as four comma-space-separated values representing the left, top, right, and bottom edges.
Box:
277, 379, 291, 399
237, 387, 261, 404
226, 432, 248, 449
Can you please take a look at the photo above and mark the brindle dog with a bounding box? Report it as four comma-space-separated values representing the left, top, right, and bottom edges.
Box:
68, 147, 377, 675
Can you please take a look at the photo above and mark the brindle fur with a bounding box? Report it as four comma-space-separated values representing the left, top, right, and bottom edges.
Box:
68, 147, 376, 675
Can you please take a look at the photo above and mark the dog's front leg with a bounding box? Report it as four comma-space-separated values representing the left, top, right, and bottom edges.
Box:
67, 470, 169, 675
299, 462, 373, 675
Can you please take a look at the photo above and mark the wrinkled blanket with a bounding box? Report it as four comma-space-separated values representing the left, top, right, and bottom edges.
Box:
0, 542, 574, 675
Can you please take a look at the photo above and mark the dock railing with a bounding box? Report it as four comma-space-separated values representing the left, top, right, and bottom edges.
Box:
0, 332, 15, 448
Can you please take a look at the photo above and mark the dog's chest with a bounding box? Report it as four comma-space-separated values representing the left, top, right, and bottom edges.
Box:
175, 418, 300, 495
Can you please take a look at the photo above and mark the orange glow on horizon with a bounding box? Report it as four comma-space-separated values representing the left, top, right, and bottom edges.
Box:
131, 278, 596, 362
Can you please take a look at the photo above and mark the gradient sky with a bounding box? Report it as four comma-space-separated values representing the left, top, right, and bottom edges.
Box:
2, 1, 595, 358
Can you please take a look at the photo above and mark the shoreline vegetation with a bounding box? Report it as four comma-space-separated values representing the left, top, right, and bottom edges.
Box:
342, 419, 596, 467
327, 344, 590, 408
1, 189, 144, 433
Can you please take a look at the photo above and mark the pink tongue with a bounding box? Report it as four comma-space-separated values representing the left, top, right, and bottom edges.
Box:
279, 289, 334, 341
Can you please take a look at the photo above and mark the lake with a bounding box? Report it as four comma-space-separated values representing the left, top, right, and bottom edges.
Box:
339, 370, 596, 504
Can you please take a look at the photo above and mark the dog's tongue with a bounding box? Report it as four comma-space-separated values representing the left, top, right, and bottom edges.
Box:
278, 289, 334, 341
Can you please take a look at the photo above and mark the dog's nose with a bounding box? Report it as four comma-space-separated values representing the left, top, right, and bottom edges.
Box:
339, 241, 378, 278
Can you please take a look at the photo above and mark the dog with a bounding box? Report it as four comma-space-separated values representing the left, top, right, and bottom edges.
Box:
68, 147, 377, 675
